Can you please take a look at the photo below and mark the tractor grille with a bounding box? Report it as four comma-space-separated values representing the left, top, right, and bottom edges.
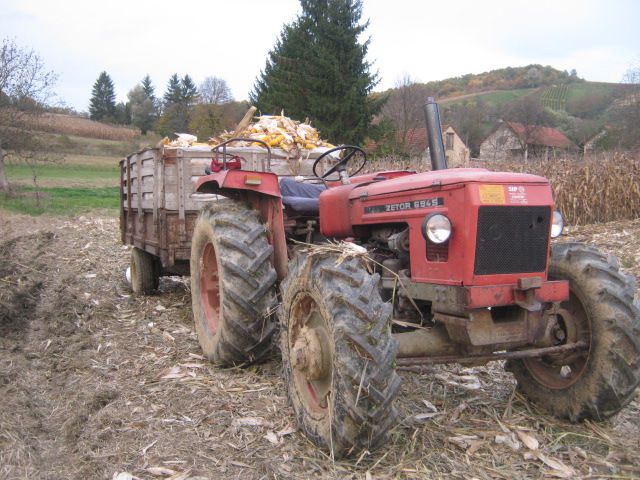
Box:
474, 206, 550, 275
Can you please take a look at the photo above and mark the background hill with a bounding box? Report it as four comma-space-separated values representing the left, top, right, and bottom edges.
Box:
377, 65, 638, 156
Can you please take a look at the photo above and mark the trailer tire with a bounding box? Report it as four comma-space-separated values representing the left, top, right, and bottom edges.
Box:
508, 242, 640, 421
191, 200, 277, 366
280, 253, 401, 457
130, 247, 158, 294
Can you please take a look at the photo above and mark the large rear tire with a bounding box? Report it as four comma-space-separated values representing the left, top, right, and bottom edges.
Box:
508, 243, 640, 421
190, 200, 278, 366
280, 253, 401, 457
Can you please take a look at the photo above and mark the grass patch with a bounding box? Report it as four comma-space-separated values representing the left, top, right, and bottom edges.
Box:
0, 186, 120, 215
5, 156, 120, 188
442, 88, 536, 107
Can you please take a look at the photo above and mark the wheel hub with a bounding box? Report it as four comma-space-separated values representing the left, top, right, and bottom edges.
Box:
524, 296, 590, 389
291, 326, 330, 381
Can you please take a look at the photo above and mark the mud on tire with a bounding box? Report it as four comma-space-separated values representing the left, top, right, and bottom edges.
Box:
280, 253, 401, 457
190, 200, 277, 366
508, 242, 640, 421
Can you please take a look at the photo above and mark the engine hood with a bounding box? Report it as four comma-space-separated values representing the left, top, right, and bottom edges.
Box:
349, 168, 549, 200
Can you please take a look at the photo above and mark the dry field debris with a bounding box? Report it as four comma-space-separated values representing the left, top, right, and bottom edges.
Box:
0, 211, 639, 479
367, 153, 640, 226
24, 112, 140, 141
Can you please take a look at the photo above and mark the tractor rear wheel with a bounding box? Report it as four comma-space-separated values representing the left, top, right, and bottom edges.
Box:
130, 247, 159, 294
508, 243, 640, 421
280, 253, 401, 457
190, 200, 277, 366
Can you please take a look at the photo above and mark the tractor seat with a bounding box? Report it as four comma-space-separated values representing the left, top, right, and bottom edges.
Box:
279, 177, 326, 215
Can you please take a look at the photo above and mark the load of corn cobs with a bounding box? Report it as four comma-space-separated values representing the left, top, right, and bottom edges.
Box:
160, 109, 337, 176
208, 113, 335, 153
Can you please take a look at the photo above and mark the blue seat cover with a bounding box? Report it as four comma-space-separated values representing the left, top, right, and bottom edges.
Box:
279, 177, 326, 215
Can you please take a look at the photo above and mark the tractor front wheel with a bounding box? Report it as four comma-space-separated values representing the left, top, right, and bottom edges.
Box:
190, 200, 277, 366
280, 254, 401, 457
508, 243, 640, 421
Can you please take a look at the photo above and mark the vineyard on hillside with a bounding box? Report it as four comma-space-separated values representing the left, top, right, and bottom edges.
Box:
540, 84, 569, 110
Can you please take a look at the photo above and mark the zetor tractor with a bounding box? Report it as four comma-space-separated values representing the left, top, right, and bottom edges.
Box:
190, 99, 640, 456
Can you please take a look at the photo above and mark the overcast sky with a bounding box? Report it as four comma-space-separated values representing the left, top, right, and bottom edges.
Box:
2, 0, 638, 111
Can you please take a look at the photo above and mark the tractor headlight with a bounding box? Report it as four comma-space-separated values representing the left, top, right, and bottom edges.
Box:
551, 210, 564, 238
422, 214, 452, 244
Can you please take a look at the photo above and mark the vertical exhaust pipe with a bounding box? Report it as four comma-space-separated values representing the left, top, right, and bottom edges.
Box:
423, 97, 448, 171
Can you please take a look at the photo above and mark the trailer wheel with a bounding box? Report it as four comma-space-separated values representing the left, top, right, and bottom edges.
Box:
130, 247, 158, 294
190, 200, 277, 366
280, 254, 401, 457
508, 243, 640, 421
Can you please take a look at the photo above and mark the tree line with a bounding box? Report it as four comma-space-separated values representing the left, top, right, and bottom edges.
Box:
88, 71, 243, 139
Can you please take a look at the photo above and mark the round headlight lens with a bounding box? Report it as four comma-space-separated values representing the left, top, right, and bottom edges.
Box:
551, 210, 564, 238
423, 214, 452, 244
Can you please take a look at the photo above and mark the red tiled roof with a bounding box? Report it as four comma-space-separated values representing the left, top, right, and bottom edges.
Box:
505, 122, 573, 148
403, 125, 453, 151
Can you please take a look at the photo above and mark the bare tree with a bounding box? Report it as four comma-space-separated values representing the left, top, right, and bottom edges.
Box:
611, 60, 640, 148
380, 74, 428, 154
0, 38, 57, 192
198, 76, 233, 105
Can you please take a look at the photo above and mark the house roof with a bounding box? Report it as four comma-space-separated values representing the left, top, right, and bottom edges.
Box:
404, 124, 460, 151
504, 121, 573, 148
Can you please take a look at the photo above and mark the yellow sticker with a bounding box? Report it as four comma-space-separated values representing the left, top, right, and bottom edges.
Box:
479, 184, 505, 204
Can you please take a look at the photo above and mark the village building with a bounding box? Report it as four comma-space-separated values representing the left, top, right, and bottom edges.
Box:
479, 121, 573, 161
403, 124, 471, 167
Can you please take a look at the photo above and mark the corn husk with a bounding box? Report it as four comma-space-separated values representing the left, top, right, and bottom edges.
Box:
208, 111, 335, 153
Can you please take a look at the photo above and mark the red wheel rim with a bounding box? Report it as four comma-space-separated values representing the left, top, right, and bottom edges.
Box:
289, 294, 333, 419
200, 242, 220, 335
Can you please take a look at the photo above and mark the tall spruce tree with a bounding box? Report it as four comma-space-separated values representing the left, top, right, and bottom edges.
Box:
89, 71, 116, 121
141, 74, 156, 100
181, 75, 198, 106
163, 74, 183, 105
250, 0, 382, 144
158, 73, 195, 135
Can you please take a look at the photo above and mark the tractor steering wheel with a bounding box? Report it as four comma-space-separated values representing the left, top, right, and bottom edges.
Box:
312, 145, 367, 181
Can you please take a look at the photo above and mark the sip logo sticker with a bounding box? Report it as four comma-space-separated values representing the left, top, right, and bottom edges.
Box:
507, 185, 528, 204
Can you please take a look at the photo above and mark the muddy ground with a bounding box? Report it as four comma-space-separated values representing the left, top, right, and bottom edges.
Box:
0, 211, 639, 480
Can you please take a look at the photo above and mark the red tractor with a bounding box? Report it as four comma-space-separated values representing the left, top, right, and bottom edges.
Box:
189, 99, 640, 456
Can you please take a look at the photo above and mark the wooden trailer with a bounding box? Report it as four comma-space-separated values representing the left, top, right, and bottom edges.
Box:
120, 146, 220, 293
119, 143, 321, 293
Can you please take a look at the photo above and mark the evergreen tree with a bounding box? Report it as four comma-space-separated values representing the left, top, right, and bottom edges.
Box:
163, 74, 183, 106
89, 71, 116, 121
158, 73, 195, 135
250, 0, 381, 144
114, 101, 131, 125
181, 74, 198, 106
141, 74, 156, 100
